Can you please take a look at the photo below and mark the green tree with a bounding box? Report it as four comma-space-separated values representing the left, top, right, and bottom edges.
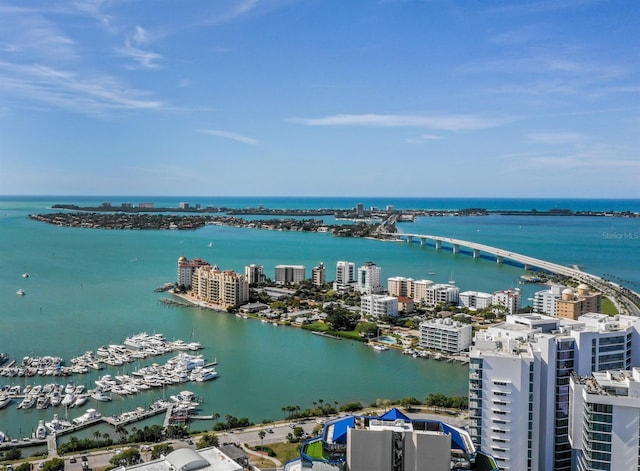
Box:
151, 443, 174, 460
110, 448, 141, 467
42, 458, 64, 471
197, 432, 219, 449
15, 463, 31, 471
3, 449, 21, 461
258, 430, 266, 464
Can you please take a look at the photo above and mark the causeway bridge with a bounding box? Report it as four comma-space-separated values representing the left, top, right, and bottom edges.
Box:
380, 232, 640, 317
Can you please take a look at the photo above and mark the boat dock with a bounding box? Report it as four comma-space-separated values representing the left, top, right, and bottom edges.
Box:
103, 404, 169, 427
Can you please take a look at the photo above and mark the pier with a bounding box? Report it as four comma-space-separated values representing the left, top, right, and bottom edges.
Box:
382, 232, 640, 316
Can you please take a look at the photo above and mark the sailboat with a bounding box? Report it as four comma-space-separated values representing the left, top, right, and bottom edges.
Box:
449, 272, 456, 284
208, 242, 213, 247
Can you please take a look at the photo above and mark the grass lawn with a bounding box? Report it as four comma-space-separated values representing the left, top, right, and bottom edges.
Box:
600, 298, 618, 315
257, 441, 301, 464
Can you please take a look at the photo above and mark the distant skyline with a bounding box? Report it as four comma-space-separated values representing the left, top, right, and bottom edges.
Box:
0, 0, 638, 197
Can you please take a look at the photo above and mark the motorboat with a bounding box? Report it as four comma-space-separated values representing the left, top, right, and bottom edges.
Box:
90, 390, 112, 402
371, 344, 389, 352
73, 394, 88, 408
16, 289, 25, 296
18, 395, 36, 409
0, 395, 12, 409
45, 414, 73, 434
72, 408, 101, 425
190, 367, 218, 382
36, 394, 50, 410
34, 420, 47, 440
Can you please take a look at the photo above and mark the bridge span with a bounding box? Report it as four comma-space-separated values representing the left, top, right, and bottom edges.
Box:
380, 232, 640, 317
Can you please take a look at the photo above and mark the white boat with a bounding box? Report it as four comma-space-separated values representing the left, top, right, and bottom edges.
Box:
190, 367, 218, 382
45, 414, 73, 434
36, 394, 50, 409
34, 420, 47, 440
90, 390, 112, 402
49, 391, 62, 406
0, 395, 12, 409
18, 395, 36, 409
16, 289, 25, 296
72, 408, 101, 425
61, 393, 75, 407
73, 394, 88, 408
22, 273, 30, 278
371, 344, 389, 352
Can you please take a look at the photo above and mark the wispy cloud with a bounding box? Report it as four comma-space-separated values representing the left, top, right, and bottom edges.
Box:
527, 132, 586, 145
197, 128, 260, 145
290, 113, 506, 131
118, 26, 163, 69
405, 134, 445, 144
0, 62, 163, 114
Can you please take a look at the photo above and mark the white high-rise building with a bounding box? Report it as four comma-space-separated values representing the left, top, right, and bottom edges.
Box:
459, 291, 493, 310
334, 261, 356, 292
357, 262, 383, 294
419, 318, 472, 353
244, 264, 265, 286
177, 256, 210, 289
361, 294, 398, 318
274, 265, 306, 285
417, 283, 459, 307
491, 289, 522, 315
469, 313, 640, 471
570, 368, 640, 471
533, 284, 567, 316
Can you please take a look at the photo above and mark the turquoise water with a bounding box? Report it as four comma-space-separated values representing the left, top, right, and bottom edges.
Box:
0, 196, 638, 442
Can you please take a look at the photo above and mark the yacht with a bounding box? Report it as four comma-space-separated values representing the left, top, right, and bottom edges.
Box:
49, 391, 62, 407
73, 394, 88, 408
72, 408, 101, 425
34, 421, 47, 440
36, 394, 50, 410
0, 395, 12, 409
45, 414, 73, 434
90, 390, 112, 402
190, 367, 218, 382
371, 344, 389, 352
61, 393, 75, 407
18, 395, 36, 409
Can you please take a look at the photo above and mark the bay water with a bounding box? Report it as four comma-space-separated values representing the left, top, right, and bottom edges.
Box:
1, 196, 639, 442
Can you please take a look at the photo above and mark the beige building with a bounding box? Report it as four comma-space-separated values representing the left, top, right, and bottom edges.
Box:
192, 266, 249, 309
312, 262, 326, 286
556, 284, 601, 320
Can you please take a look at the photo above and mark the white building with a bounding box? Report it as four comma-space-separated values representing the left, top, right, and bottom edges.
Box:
418, 283, 459, 307
244, 264, 265, 286
120, 446, 242, 471
177, 256, 210, 289
491, 289, 522, 315
334, 260, 356, 292
357, 262, 383, 294
419, 318, 472, 353
274, 264, 306, 285
459, 291, 493, 310
533, 284, 567, 316
361, 294, 398, 318
570, 368, 640, 471
469, 313, 640, 471
412, 279, 435, 302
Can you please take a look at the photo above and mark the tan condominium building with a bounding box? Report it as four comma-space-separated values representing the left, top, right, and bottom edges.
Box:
556, 284, 601, 321
192, 265, 249, 309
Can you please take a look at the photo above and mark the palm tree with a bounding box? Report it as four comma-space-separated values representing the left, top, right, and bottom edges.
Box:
93, 430, 101, 441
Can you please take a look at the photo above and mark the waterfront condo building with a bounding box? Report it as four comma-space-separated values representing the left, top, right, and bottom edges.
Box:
419, 318, 473, 353
569, 368, 640, 471
469, 313, 640, 471
275, 264, 306, 285
244, 264, 265, 286
357, 262, 383, 295
334, 260, 356, 293
491, 289, 522, 315
459, 291, 493, 311
388, 276, 414, 297
177, 256, 210, 289
416, 283, 459, 307
312, 262, 326, 287
191, 266, 249, 309
533, 284, 568, 316
555, 284, 601, 321
361, 294, 399, 318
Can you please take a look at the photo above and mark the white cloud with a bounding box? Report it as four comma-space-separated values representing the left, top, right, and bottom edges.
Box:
527, 132, 586, 145
0, 61, 163, 113
405, 134, 445, 144
290, 113, 505, 131
197, 128, 260, 145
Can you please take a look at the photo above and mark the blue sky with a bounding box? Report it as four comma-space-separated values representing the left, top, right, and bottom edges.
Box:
0, 0, 638, 197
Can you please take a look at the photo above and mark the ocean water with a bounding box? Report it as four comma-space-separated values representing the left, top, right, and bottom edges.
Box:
0, 196, 639, 443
